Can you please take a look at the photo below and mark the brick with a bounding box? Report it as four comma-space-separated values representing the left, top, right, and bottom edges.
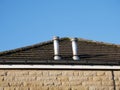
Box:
6, 71, 15, 76
0, 82, 9, 87
0, 71, 7, 76
29, 71, 43, 76
89, 86, 110, 90
93, 77, 101, 81
36, 77, 43, 81
4, 77, 14, 81
15, 87, 29, 90
62, 82, 70, 86
105, 71, 112, 76
69, 76, 88, 81
53, 81, 62, 86
99, 76, 112, 81
44, 81, 54, 86
57, 76, 69, 81
49, 71, 62, 76
101, 86, 111, 90
89, 86, 98, 90
49, 86, 71, 90
4, 87, 15, 90
72, 86, 88, 90
88, 77, 93, 81
89, 86, 97, 90
62, 71, 74, 76
7, 71, 29, 76
28, 71, 37, 76
70, 81, 81, 86
114, 71, 120, 76
30, 87, 49, 90
97, 71, 105, 76
73, 72, 79, 76
82, 81, 101, 86
49, 86, 62, 90
37, 76, 56, 81
23, 81, 43, 87
102, 80, 113, 86
14, 76, 36, 81
62, 81, 81, 86
8, 82, 23, 87
78, 71, 84, 76
42, 71, 49, 76
84, 71, 96, 76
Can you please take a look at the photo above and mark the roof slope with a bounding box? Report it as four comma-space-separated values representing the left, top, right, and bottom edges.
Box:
0, 37, 120, 65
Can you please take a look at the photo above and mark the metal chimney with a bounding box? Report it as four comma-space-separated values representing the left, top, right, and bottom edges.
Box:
71, 38, 80, 60
53, 36, 61, 60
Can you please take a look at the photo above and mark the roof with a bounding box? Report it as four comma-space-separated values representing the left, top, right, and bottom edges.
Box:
0, 37, 120, 65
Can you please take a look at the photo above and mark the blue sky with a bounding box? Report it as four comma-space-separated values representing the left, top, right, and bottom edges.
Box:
0, 0, 120, 51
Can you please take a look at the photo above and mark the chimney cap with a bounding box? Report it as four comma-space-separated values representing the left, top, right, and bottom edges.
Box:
71, 37, 78, 41
53, 36, 59, 40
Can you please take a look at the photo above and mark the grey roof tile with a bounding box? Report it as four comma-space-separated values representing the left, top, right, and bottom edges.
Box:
0, 37, 120, 65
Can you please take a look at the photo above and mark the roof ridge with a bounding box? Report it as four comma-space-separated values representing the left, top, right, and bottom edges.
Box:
77, 38, 120, 47
66, 37, 120, 47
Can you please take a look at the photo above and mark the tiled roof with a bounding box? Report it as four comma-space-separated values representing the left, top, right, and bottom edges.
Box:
0, 37, 120, 65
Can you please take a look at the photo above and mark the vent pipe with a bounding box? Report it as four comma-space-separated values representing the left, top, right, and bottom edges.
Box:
53, 36, 61, 60
71, 38, 80, 60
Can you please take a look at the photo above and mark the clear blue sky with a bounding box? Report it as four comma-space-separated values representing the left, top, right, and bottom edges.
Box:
0, 0, 120, 51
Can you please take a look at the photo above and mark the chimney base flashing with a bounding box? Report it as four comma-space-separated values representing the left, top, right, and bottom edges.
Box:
73, 55, 80, 60
54, 56, 61, 60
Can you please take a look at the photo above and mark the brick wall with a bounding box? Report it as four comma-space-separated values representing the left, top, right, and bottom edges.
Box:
0, 70, 120, 90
